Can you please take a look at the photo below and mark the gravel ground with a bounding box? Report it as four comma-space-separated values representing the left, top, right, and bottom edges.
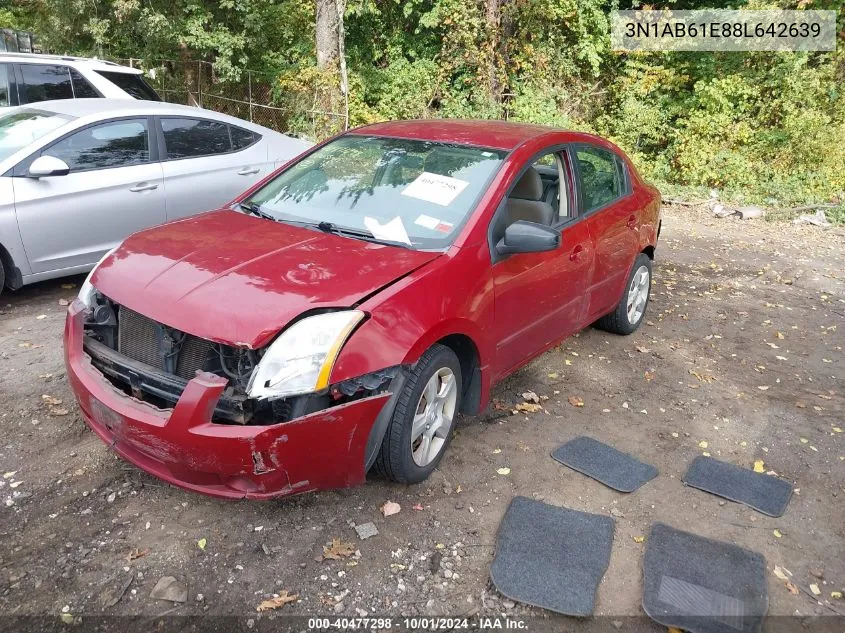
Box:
0, 206, 843, 629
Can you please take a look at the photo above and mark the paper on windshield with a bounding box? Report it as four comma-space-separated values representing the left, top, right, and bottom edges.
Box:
401, 172, 469, 207
364, 216, 412, 245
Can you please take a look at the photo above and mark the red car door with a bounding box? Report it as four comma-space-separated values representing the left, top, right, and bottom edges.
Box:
571, 144, 641, 321
491, 150, 595, 379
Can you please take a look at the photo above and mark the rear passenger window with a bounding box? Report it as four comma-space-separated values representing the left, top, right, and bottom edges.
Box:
70, 69, 100, 98
20, 64, 73, 102
162, 118, 231, 159
231, 125, 256, 150
575, 146, 626, 213
45, 118, 149, 172
0, 64, 10, 106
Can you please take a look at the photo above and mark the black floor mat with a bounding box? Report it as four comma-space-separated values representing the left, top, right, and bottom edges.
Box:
490, 496, 615, 616
551, 436, 658, 492
683, 456, 793, 517
643, 522, 768, 633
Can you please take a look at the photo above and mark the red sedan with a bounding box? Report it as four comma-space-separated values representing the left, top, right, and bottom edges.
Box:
64, 120, 661, 499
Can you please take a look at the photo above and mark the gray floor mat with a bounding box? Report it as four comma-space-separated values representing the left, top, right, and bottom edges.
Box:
643, 522, 768, 633
489, 496, 615, 616
683, 456, 793, 517
551, 436, 658, 492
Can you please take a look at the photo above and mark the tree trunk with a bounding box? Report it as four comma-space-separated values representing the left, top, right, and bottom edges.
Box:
486, 0, 501, 103
316, 0, 339, 68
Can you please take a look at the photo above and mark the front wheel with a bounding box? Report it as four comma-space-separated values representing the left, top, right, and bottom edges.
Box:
595, 253, 652, 335
373, 344, 461, 484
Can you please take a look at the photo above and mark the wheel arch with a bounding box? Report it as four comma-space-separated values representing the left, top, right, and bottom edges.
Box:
0, 242, 22, 290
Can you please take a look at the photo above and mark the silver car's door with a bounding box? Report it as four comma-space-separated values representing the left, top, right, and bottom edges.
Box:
13, 117, 165, 273
158, 116, 271, 219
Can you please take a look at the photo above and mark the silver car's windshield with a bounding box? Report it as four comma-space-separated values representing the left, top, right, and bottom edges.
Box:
0, 109, 73, 163
247, 135, 506, 250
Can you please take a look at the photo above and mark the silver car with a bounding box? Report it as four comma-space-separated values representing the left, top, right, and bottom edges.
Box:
0, 99, 311, 293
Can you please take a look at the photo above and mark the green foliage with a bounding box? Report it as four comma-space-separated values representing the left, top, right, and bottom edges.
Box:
5, 0, 844, 209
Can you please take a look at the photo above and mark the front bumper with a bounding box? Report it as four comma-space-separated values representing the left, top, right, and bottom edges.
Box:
64, 300, 391, 500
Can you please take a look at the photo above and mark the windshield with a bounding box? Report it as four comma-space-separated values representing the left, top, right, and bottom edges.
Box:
0, 109, 73, 162
247, 135, 506, 249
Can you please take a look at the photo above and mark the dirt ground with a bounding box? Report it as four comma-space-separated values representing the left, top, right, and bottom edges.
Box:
1, 205, 843, 629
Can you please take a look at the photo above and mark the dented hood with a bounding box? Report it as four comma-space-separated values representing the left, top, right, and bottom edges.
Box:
91, 210, 440, 348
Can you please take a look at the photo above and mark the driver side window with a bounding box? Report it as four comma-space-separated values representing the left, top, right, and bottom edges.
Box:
42, 118, 150, 173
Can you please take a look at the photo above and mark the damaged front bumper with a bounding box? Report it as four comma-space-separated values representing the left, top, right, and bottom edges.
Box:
64, 300, 392, 500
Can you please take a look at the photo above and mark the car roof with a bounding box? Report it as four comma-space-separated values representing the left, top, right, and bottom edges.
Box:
16, 99, 268, 129
0, 52, 142, 74
348, 119, 589, 151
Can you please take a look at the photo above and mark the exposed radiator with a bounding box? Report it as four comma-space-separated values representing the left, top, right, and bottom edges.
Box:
117, 307, 213, 380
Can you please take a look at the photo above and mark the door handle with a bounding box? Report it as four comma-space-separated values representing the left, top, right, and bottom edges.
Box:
626, 214, 637, 229
237, 167, 261, 176
129, 182, 158, 192
569, 244, 584, 261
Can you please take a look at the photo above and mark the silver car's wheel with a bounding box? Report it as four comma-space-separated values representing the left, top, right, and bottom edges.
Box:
626, 265, 650, 325
410, 367, 458, 467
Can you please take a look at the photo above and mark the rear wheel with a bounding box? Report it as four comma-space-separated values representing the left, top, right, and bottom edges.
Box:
374, 344, 461, 484
595, 253, 652, 335
0, 259, 5, 297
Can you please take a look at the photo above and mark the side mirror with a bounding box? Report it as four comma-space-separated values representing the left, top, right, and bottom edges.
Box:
496, 220, 560, 256
28, 155, 70, 178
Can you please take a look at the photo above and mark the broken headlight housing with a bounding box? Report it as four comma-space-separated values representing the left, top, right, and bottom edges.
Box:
246, 310, 365, 400
78, 244, 120, 309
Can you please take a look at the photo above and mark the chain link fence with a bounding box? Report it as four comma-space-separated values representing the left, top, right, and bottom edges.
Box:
116, 58, 348, 138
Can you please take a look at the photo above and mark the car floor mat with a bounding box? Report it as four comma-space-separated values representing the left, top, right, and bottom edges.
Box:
551, 436, 658, 492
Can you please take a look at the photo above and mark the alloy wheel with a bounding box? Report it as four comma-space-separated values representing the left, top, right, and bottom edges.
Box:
410, 367, 458, 467
626, 265, 650, 325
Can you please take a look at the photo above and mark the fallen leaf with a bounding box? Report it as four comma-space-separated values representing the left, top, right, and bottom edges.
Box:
197, 538, 207, 550
61, 283, 76, 289
800, 438, 808, 444
775, 331, 784, 339
698, 440, 708, 449
831, 591, 843, 599
455, 484, 462, 493
833, 427, 842, 433
633, 536, 645, 543
127, 548, 149, 561
668, 628, 684, 633
514, 402, 542, 413
412, 503, 424, 511
380, 500, 401, 517
810, 583, 821, 596
41, 395, 62, 406
49, 407, 69, 416
547, 372, 559, 379
636, 346, 651, 353
689, 369, 715, 383
757, 385, 770, 391
795, 401, 806, 408
785, 581, 799, 595
753, 460, 765, 473
492, 448, 502, 454
567, 395, 584, 408
322, 538, 355, 560
256, 590, 298, 611
492, 400, 508, 411
773, 529, 782, 538
521, 391, 540, 403
644, 370, 655, 381
35, 314, 46, 320
773, 566, 792, 581
497, 467, 511, 476
564, 359, 572, 366
58, 298, 70, 306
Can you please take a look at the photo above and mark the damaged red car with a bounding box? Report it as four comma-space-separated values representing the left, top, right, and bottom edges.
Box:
64, 120, 661, 499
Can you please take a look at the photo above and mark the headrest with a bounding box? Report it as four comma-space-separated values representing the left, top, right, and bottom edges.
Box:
510, 167, 543, 201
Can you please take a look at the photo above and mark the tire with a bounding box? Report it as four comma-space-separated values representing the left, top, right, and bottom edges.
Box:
595, 253, 652, 335
0, 259, 5, 297
373, 344, 462, 484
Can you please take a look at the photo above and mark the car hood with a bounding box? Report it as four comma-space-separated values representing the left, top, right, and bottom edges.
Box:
91, 210, 441, 348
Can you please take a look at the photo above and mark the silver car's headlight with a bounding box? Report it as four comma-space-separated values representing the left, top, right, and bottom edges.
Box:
247, 310, 365, 400
78, 245, 120, 308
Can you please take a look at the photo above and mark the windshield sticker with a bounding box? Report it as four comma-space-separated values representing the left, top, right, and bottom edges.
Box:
434, 221, 454, 234
401, 172, 470, 207
414, 214, 441, 230
364, 216, 412, 245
